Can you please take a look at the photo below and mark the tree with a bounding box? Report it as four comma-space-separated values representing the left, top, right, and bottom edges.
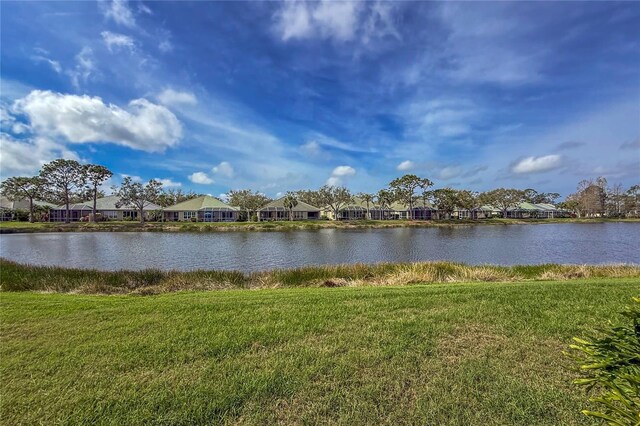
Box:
626, 184, 640, 217
431, 188, 459, 219
482, 188, 524, 218
318, 185, 353, 220
156, 189, 203, 208
115, 177, 163, 223
39, 159, 86, 223
357, 192, 374, 220
83, 164, 113, 222
389, 174, 433, 220
576, 178, 607, 217
282, 192, 298, 221
0, 176, 44, 222
607, 183, 625, 217
228, 189, 270, 221
375, 189, 395, 219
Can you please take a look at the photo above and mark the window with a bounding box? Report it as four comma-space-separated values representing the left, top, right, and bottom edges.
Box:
183, 211, 195, 220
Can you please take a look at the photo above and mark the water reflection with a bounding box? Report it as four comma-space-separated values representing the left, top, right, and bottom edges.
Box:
1, 223, 638, 272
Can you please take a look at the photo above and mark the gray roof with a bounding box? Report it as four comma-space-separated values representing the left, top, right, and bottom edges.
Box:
259, 197, 320, 212
0, 196, 55, 210
164, 195, 238, 211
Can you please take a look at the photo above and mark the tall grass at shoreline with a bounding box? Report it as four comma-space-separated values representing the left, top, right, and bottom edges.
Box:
2, 258, 638, 294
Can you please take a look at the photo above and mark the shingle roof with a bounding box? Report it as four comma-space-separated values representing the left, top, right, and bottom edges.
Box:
259, 197, 320, 212
0, 196, 55, 210
164, 195, 238, 211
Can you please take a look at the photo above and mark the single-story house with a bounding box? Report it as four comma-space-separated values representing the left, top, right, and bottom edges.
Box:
457, 205, 501, 219
49, 195, 161, 222
506, 202, 564, 219
0, 196, 55, 221
163, 195, 239, 222
324, 197, 369, 220
369, 202, 411, 220
409, 199, 437, 220
258, 197, 321, 221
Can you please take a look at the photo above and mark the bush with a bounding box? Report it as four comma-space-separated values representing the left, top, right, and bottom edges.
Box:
566, 297, 640, 425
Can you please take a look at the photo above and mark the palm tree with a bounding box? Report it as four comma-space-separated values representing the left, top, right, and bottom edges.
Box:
357, 192, 374, 220
283, 193, 298, 221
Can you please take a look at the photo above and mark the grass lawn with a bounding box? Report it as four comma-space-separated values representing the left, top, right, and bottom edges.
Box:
2, 217, 639, 234
2, 278, 638, 424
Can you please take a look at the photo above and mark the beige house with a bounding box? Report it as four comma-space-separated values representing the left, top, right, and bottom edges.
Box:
258, 197, 320, 221
1, 196, 55, 221
49, 195, 161, 222
163, 195, 239, 222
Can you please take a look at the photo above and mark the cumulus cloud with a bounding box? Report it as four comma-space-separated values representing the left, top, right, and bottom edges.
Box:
511, 154, 562, 174
99, 0, 136, 28
212, 161, 234, 178
157, 89, 197, 106
157, 178, 181, 188
396, 160, 415, 171
0, 133, 79, 177
326, 165, 356, 186
101, 31, 135, 52
13, 90, 182, 153
188, 172, 213, 184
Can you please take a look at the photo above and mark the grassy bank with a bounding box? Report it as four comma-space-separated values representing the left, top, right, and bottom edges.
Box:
1, 217, 639, 234
2, 258, 639, 294
2, 279, 638, 424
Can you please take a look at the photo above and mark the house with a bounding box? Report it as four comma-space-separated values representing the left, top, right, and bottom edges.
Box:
369, 202, 411, 220
324, 197, 368, 220
163, 195, 239, 222
506, 202, 564, 219
258, 197, 320, 221
0, 196, 55, 221
49, 195, 161, 222
409, 199, 437, 220
458, 205, 501, 220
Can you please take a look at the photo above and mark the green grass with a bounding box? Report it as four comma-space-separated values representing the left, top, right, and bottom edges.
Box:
1, 278, 639, 425
2, 217, 638, 234
2, 258, 639, 294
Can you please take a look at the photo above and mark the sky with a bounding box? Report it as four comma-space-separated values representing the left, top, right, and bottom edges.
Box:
1, 1, 639, 198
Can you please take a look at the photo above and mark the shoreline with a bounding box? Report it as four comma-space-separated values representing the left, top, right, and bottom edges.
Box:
2, 259, 639, 295
1, 217, 638, 234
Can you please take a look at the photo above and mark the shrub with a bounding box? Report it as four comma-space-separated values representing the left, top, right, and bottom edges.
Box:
566, 297, 640, 425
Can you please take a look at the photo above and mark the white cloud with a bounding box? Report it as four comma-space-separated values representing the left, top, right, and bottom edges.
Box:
31, 54, 62, 74
189, 172, 213, 185
212, 161, 234, 178
101, 31, 135, 52
0, 133, 79, 177
158, 30, 173, 53
157, 89, 197, 106
69, 47, 96, 89
300, 140, 322, 157
157, 178, 181, 188
397, 160, 415, 171
100, 0, 136, 28
331, 165, 356, 177
511, 155, 562, 174
326, 165, 356, 186
274, 1, 361, 42
14, 90, 182, 153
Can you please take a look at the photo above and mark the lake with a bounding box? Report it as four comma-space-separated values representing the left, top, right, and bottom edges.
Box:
1, 223, 638, 272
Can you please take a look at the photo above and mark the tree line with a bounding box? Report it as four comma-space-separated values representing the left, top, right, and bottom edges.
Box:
1, 159, 638, 223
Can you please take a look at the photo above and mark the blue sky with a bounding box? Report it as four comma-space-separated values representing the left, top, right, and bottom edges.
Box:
1, 1, 638, 198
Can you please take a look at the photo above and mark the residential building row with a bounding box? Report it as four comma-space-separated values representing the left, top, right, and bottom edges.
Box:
1, 194, 568, 222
